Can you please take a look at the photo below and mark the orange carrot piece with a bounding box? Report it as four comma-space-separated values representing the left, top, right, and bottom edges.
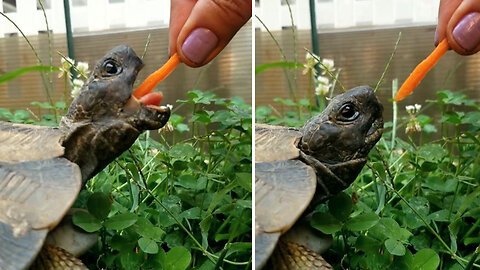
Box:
394, 39, 449, 102
133, 53, 180, 98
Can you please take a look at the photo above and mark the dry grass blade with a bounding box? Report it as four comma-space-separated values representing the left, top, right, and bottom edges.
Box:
305, 48, 346, 92
374, 32, 402, 93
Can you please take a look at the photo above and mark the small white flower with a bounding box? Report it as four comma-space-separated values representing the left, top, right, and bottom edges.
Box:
303, 64, 317, 76
70, 79, 84, 98
76, 61, 89, 78
72, 78, 84, 88
315, 83, 330, 96
306, 52, 320, 65
405, 105, 415, 114
316, 75, 329, 85
405, 104, 422, 115
61, 57, 73, 70
320, 58, 335, 74
405, 104, 422, 133
147, 149, 159, 155
71, 87, 81, 98
315, 75, 331, 96
58, 57, 74, 79
406, 121, 421, 134
303, 52, 320, 75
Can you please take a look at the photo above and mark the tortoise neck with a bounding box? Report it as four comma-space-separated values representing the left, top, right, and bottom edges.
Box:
59, 117, 140, 183
299, 151, 366, 203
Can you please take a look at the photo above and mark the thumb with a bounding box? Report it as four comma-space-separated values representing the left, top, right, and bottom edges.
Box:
446, 0, 480, 55
175, 0, 251, 67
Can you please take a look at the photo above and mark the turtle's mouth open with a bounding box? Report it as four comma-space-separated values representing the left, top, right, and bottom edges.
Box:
125, 91, 171, 115
122, 63, 171, 130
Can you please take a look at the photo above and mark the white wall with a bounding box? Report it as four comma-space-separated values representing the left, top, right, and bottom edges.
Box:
256, 0, 440, 31
0, 0, 170, 37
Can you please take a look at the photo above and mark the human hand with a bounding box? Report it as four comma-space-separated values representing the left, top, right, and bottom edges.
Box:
169, 0, 252, 67
436, 0, 480, 55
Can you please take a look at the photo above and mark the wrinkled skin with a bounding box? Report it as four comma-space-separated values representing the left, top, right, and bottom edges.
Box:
299, 86, 383, 200
300, 86, 383, 162
60, 45, 170, 181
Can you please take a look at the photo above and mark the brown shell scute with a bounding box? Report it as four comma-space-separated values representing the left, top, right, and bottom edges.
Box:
255, 124, 302, 162
0, 122, 64, 163
255, 160, 316, 233
0, 157, 82, 270
0, 223, 48, 270
0, 158, 81, 231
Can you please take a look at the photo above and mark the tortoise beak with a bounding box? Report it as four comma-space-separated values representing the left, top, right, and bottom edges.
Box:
365, 116, 383, 146
128, 53, 172, 118
122, 58, 171, 131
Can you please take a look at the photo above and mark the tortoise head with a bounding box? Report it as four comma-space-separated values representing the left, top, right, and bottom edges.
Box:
62, 45, 170, 129
299, 86, 383, 164
60, 45, 170, 181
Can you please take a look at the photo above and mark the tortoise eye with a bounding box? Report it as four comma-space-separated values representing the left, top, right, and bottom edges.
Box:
103, 60, 121, 75
337, 103, 359, 121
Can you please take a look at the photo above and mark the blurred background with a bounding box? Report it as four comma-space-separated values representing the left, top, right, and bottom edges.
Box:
0, 0, 252, 110
255, 0, 480, 122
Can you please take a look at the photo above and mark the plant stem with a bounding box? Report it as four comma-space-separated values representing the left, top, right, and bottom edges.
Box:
465, 246, 480, 270
117, 159, 249, 266
306, 49, 346, 92
38, 0, 57, 121
374, 32, 401, 93
128, 149, 149, 189
369, 164, 466, 268
141, 34, 151, 59
285, 0, 298, 95
255, 15, 297, 102
0, 10, 56, 119
391, 79, 398, 155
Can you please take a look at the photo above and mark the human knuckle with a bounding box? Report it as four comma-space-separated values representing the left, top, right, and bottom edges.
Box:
210, 0, 251, 22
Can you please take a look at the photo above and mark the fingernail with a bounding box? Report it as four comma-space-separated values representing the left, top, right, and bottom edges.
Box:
182, 28, 218, 65
453, 12, 480, 52
434, 27, 439, 46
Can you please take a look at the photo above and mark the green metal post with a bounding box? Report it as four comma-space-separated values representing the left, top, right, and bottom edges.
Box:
309, 0, 320, 71
309, 0, 321, 106
63, 0, 76, 78
63, 0, 75, 60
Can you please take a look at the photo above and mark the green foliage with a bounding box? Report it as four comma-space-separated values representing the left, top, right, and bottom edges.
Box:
68, 90, 252, 269
256, 89, 480, 269
0, 65, 59, 83
254, 61, 303, 74
255, 97, 319, 128
0, 101, 66, 125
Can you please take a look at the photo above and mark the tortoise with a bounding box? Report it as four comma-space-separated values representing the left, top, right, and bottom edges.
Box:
0, 45, 171, 270
255, 86, 384, 269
